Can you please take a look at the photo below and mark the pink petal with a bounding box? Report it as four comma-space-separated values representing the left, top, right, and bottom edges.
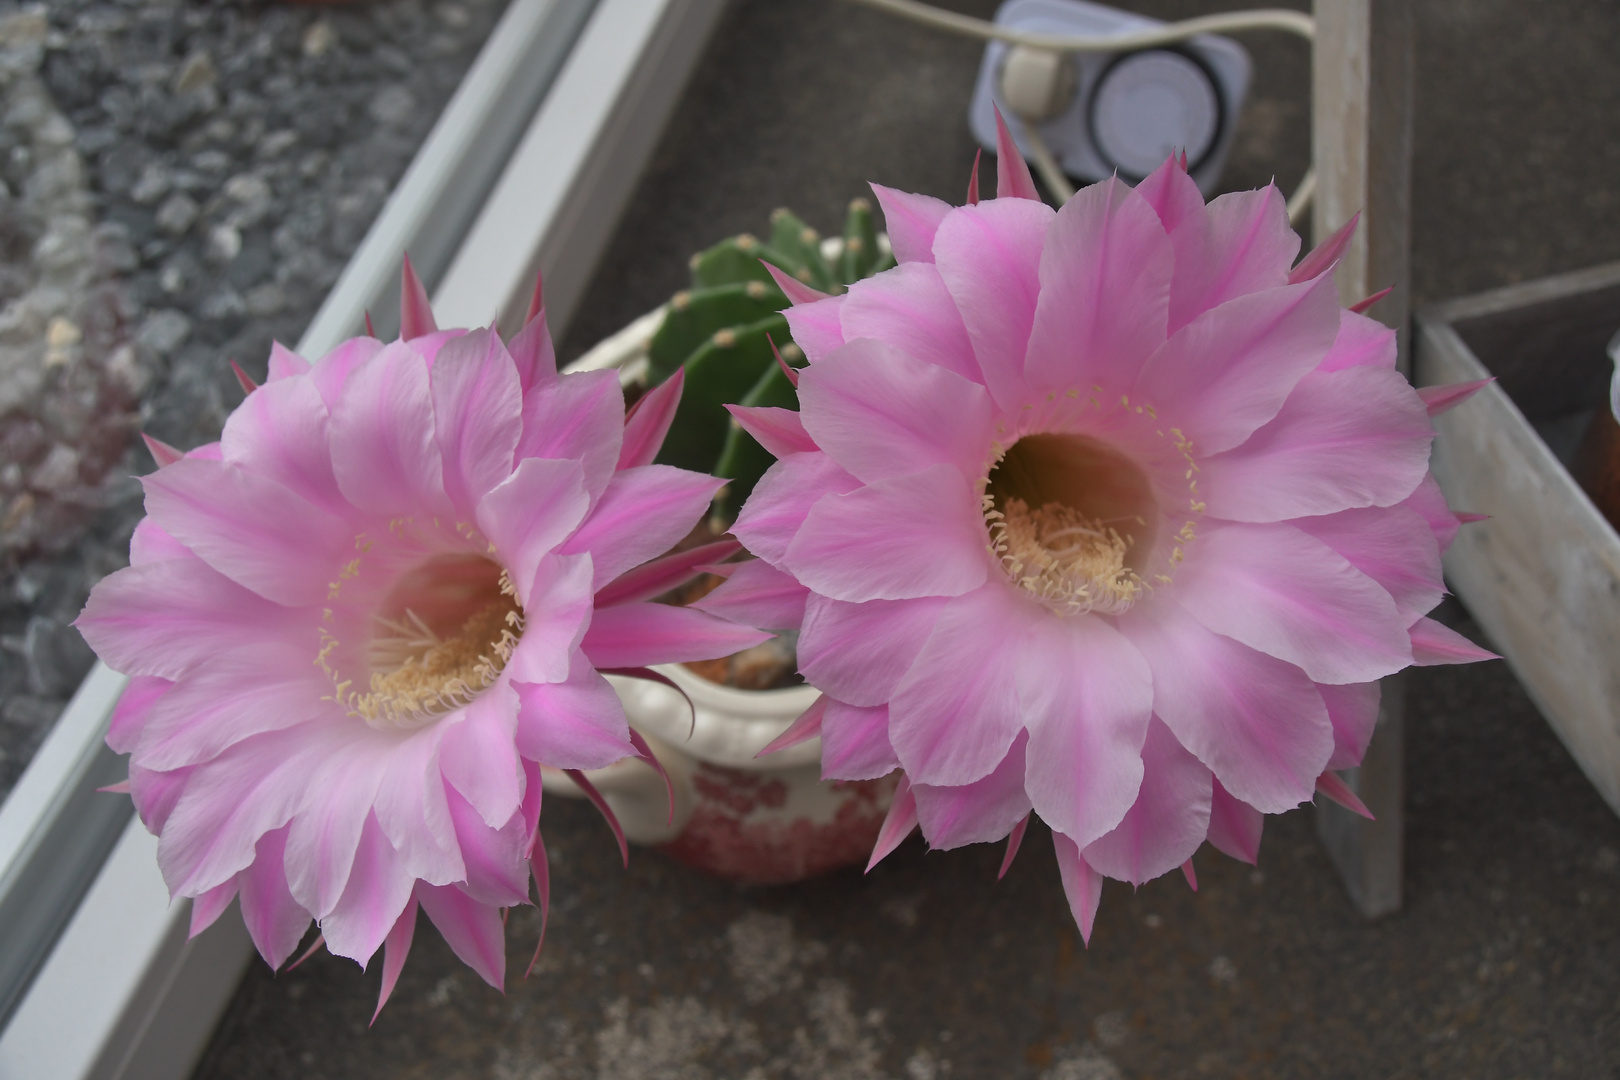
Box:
725, 404, 817, 458
1320, 681, 1381, 771
558, 465, 723, 591
889, 584, 1030, 786
1181, 184, 1299, 320
130, 762, 191, 835
838, 262, 982, 384
373, 727, 463, 888
1023, 177, 1173, 397
998, 812, 1031, 878
327, 342, 452, 520
1173, 521, 1412, 684
141, 458, 352, 607
871, 183, 952, 264
782, 293, 847, 363
220, 374, 346, 516
797, 593, 948, 707
797, 338, 994, 484
267, 341, 311, 381
784, 465, 989, 602
1120, 598, 1332, 813
415, 883, 506, 990
1206, 778, 1263, 864
1019, 612, 1154, 848
128, 517, 190, 566
77, 559, 304, 681
372, 898, 418, 1022
912, 731, 1033, 849
993, 106, 1040, 200
757, 695, 826, 758
506, 308, 557, 392
431, 329, 523, 517
1051, 831, 1104, 944
446, 784, 530, 907
284, 740, 389, 919
619, 368, 684, 470
106, 675, 171, 753
320, 812, 415, 965
932, 198, 1055, 408
1288, 212, 1359, 284
1082, 716, 1212, 885
515, 652, 635, 770
1317, 309, 1397, 372
308, 336, 387, 409
1133, 156, 1206, 235
819, 699, 900, 780
475, 457, 590, 607
1409, 617, 1499, 665
189, 878, 238, 937
439, 682, 523, 827
135, 647, 337, 771
1201, 365, 1433, 521
580, 601, 771, 669
866, 773, 918, 872
731, 452, 859, 567
1316, 771, 1373, 818
1134, 273, 1341, 455
515, 368, 624, 502
690, 557, 809, 630
504, 554, 596, 686
237, 825, 313, 968
1294, 505, 1444, 624
596, 538, 742, 608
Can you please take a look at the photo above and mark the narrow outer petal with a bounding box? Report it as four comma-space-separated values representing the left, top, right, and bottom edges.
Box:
871, 183, 951, 264
1082, 716, 1212, 885
837, 263, 981, 384
797, 594, 949, 708
431, 329, 523, 518
912, 731, 1033, 850
819, 699, 900, 781
731, 453, 859, 568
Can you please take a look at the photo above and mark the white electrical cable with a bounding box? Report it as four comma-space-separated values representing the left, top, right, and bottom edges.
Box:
847, 0, 1316, 215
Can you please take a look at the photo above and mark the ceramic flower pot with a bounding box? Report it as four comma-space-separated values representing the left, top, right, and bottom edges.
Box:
542, 666, 895, 885
540, 311, 895, 885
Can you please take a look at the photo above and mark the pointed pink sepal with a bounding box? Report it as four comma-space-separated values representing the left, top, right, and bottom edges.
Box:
763, 261, 828, 306
1455, 511, 1490, 524
229, 360, 259, 395
997, 812, 1031, 880
524, 835, 551, 978
1409, 616, 1500, 666
285, 933, 326, 971
1315, 771, 1374, 819
966, 148, 982, 206
595, 537, 740, 608
364, 311, 377, 338
566, 768, 629, 867
371, 898, 418, 1024
1181, 859, 1199, 892
1052, 831, 1103, 945
524, 270, 545, 326
766, 333, 798, 388
628, 728, 676, 827
141, 433, 184, 467
866, 773, 917, 872
1349, 285, 1394, 314
619, 367, 686, 470
992, 106, 1040, 201
726, 405, 817, 459
1418, 378, 1494, 417
98, 778, 132, 794
399, 255, 437, 340
756, 695, 826, 758
1289, 211, 1361, 284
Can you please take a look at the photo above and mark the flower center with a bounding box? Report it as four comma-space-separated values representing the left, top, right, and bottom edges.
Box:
983, 433, 1158, 615
337, 554, 524, 731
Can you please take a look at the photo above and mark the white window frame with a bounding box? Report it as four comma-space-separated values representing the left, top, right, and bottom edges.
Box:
0, 1, 724, 1075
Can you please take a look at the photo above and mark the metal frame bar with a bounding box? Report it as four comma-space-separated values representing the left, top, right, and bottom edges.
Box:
0, 1, 725, 1074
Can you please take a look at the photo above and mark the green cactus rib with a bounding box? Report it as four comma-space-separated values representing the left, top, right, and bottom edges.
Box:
653, 312, 790, 477
648, 199, 892, 523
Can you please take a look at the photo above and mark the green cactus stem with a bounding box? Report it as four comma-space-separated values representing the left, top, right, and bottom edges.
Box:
649, 200, 895, 520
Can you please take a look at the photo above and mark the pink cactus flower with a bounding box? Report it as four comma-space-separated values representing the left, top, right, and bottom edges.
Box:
77, 264, 768, 1014
721, 125, 1495, 940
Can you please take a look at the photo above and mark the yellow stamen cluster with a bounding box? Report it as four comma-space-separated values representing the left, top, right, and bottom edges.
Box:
986, 496, 1143, 615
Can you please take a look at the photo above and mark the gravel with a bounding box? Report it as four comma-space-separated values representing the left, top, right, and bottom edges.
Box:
0, 0, 509, 800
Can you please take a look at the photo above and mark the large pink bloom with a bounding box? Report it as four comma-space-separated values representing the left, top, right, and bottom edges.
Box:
720, 143, 1494, 939
77, 267, 767, 1012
